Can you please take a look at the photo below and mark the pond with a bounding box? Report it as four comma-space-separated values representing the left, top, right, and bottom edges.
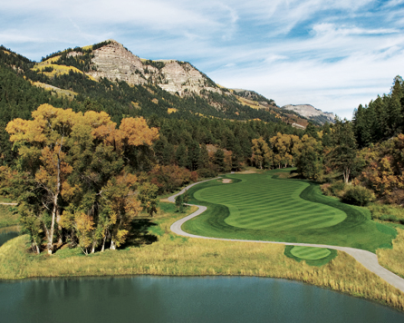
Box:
0, 275, 403, 323
0, 226, 19, 247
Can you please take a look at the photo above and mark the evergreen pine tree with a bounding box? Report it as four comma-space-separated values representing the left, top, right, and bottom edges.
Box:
198, 143, 210, 169
175, 143, 188, 167
187, 141, 200, 171
305, 122, 319, 139
214, 149, 225, 173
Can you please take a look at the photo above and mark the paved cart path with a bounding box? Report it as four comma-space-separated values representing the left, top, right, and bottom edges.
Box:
168, 178, 404, 293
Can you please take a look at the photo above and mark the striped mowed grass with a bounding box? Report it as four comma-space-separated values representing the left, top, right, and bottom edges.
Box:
183, 171, 396, 252
194, 174, 346, 231
290, 246, 331, 260
284, 245, 337, 266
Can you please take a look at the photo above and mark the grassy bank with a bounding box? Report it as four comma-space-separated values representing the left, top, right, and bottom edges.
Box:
368, 203, 404, 225
0, 202, 404, 311
183, 171, 395, 252
0, 204, 19, 228
377, 228, 404, 279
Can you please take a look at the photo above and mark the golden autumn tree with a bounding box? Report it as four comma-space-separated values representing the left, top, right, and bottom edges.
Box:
71, 116, 159, 253
74, 213, 95, 255
6, 105, 159, 255
359, 136, 404, 203
6, 104, 78, 254
269, 133, 301, 168
99, 173, 140, 250
251, 137, 272, 169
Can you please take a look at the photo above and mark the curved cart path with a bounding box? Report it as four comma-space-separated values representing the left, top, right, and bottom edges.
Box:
168, 179, 404, 293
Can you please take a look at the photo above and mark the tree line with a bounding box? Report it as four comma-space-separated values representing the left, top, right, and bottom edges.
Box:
353, 76, 404, 148
250, 119, 354, 183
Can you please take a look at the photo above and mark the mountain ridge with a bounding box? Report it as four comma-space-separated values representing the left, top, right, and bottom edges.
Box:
3, 39, 317, 127
281, 104, 335, 125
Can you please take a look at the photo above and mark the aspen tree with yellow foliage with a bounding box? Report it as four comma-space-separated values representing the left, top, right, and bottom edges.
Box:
251, 137, 271, 169
269, 133, 301, 168
5, 104, 159, 255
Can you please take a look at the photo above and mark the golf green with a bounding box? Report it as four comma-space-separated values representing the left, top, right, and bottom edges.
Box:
284, 245, 337, 266
290, 246, 331, 260
183, 171, 396, 252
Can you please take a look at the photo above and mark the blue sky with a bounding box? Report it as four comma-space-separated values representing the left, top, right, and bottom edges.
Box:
2, 0, 404, 119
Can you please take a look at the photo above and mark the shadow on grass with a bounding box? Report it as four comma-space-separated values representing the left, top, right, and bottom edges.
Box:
121, 218, 159, 248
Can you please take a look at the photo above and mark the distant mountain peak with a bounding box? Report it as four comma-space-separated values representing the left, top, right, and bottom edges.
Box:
281, 104, 335, 124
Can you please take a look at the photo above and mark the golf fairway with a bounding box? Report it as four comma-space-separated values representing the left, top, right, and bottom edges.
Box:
183, 171, 396, 252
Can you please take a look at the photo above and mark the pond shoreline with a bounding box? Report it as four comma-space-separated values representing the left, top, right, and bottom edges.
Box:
2, 275, 403, 323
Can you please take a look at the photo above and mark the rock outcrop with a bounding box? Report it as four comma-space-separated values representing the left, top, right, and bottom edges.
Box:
86, 40, 221, 96
281, 104, 335, 124
87, 40, 147, 86
158, 60, 220, 96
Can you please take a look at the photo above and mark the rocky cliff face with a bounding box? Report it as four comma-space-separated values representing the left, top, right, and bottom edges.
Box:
86, 41, 147, 86
158, 60, 220, 96
29, 39, 322, 127
86, 40, 221, 96
281, 104, 335, 124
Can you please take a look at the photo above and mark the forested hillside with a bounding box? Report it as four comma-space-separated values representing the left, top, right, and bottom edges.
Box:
353, 76, 404, 148
30, 40, 307, 122
0, 43, 305, 170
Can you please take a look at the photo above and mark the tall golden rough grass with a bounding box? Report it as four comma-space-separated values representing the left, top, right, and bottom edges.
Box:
377, 228, 404, 278
1, 206, 404, 311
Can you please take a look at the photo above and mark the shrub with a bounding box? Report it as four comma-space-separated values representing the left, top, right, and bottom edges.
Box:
197, 168, 218, 178
385, 189, 404, 205
342, 185, 375, 206
190, 171, 199, 183
368, 203, 404, 223
320, 183, 331, 196
149, 165, 195, 194
320, 181, 346, 197
329, 181, 346, 197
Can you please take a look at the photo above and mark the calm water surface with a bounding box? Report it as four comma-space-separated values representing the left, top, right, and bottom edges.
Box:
1, 232, 403, 323
1, 275, 404, 323
0, 227, 18, 246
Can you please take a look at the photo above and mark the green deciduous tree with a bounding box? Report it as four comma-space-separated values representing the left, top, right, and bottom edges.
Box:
175, 194, 184, 213
138, 182, 159, 217
327, 117, 357, 184
296, 135, 323, 180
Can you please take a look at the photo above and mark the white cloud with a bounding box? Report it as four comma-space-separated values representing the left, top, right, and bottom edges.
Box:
0, 31, 45, 44
211, 50, 403, 119
382, 0, 404, 8
1, 0, 404, 119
